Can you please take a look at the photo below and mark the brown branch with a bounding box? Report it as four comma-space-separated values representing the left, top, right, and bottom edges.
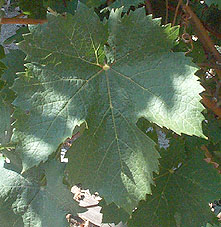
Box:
0, 18, 47, 24
182, 5, 221, 65
182, 4, 221, 80
202, 95, 221, 118
172, 0, 183, 26
202, 22, 221, 40
70, 131, 81, 141
201, 145, 220, 174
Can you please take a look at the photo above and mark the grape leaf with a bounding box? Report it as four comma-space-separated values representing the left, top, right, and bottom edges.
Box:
0, 158, 82, 227
0, 45, 6, 76
80, 0, 105, 8
136, 117, 158, 144
66, 7, 205, 212
204, 0, 221, 10
173, 39, 207, 64
205, 116, 221, 145
0, 210, 24, 227
106, 0, 144, 12
12, 4, 109, 170
12, 3, 205, 211
128, 138, 221, 227
3, 26, 29, 46
45, 0, 104, 12
44, 0, 78, 15
0, 46, 9, 145
100, 199, 129, 224
18, 0, 47, 19
0, 96, 11, 144
105, 7, 205, 138
0, 50, 26, 146
206, 224, 221, 227
2, 49, 26, 87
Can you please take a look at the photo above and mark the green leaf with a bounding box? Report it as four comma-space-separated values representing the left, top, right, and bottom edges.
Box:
0, 211, 23, 227
12, 3, 205, 212
44, 0, 78, 15
12, 4, 108, 170
80, 0, 105, 8
128, 138, 221, 227
46, 0, 105, 11
0, 45, 6, 75
205, 224, 221, 227
107, 0, 144, 12
18, 0, 47, 19
2, 49, 26, 87
3, 26, 29, 46
106, 8, 205, 137
136, 117, 159, 144
0, 158, 82, 226
204, 0, 221, 10
0, 46, 10, 145
0, 96, 11, 144
0, 189, 24, 227
205, 116, 221, 145
0, 0, 4, 8
173, 39, 207, 64
0, 50, 26, 146
100, 199, 129, 224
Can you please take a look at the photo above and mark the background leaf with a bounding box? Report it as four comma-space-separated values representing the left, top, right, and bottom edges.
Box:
106, 0, 144, 12
204, 0, 221, 10
0, 159, 82, 227
2, 49, 26, 87
44, 0, 78, 15
0, 49, 26, 147
100, 199, 129, 224
128, 137, 221, 227
0, 96, 11, 144
80, 0, 106, 8
0, 46, 9, 145
3, 26, 29, 46
18, 0, 47, 19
